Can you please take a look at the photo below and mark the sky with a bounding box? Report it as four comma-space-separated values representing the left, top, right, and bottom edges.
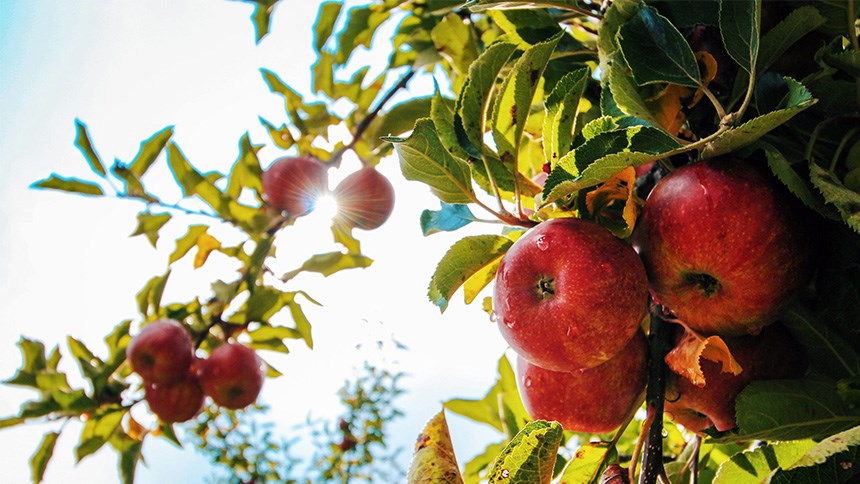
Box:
0, 1, 510, 482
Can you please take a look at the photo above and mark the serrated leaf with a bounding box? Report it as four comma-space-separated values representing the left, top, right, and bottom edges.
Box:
370, 96, 433, 151
130, 212, 171, 248
387, 118, 475, 204
281, 252, 373, 282
76, 407, 126, 462
408, 411, 464, 484
782, 304, 860, 380
757, 5, 826, 73
420, 203, 476, 236
713, 440, 815, 484
30, 431, 60, 484
74, 119, 106, 177
543, 67, 590, 166
617, 5, 701, 87
556, 442, 618, 484
666, 329, 742, 388
789, 425, 860, 469
719, 0, 760, 74
259, 117, 295, 150
734, 379, 860, 441
492, 32, 561, 166
431, 13, 480, 76
701, 78, 816, 158
129, 126, 173, 178
464, 443, 506, 483
486, 420, 563, 484
168, 225, 208, 265
313, 2, 342, 52
428, 235, 513, 312
606, 55, 662, 128
761, 141, 838, 220
31, 175, 104, 197
284, 291, 315, 349
810, 163, 860, 235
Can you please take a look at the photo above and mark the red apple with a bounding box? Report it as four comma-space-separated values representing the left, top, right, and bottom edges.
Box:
198, 343, 264, 409
634, 158, 815, 336
516, 330, 647, 434
494, 217, 649, 372
144, 375, 205, 423
332, 166, 395, 230
261, 156, 329, 216
664, 322, 806, 433
127, 319, 194, 385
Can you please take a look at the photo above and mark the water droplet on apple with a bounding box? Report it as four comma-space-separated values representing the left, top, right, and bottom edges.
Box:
489, 311, 498, 322
504, 318, 516, 329
524, 377, 533, 388
535, 234, 548, 251
565, 325, 573, 337
661, 428, 669, 438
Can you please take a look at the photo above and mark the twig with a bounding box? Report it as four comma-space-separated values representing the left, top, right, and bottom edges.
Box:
638, 305, 675, 484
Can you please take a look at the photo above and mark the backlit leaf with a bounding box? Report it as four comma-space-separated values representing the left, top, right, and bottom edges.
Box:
445, 355, 529, 434
556, 442, 618, 484
281, 252, 373, 282
486, 420, 563, 484
428, 235, 513, 312
193, 233, 221, 269
30, 431, 60, 484
31, 175, 104, 197
169, 225, 209, 265
420, 203, 476, 236
543, 67, 590, 167
713, 439, 815, 484
74, 119, 106, 177
130, 212, 171, 248
129, 126, 173, 178
75, 406, 126, 462
166, 143, 225, 213
313, 2, 342, 52
407, 411, 464, 484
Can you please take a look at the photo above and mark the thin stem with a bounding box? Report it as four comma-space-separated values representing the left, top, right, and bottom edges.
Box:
725, 67, 756, 128
829, 126, 859, 172
849, 0, 859, 52
700, 85, 727, 121
690, 435, 701, 484
480, 154, 511, 215
114, 194, 222, 220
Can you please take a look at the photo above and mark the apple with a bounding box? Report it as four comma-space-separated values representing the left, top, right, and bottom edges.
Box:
126, 319, 194, 385
198, 343, 264, 409
494, 217, 649, 372
332, 165, 395, 230
261, 156, 329, 216
633, 158, 815, 336
664, 322, 806, 433
144, 375, 205, 423
516, 330, 647, 434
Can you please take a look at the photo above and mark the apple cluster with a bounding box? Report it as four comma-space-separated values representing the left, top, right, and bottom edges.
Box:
261, 156, 395, 230
127, 319, 265, 423
494, 157, 813, 435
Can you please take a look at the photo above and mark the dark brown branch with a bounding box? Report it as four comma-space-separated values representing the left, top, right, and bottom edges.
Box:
639, 305, 674, 484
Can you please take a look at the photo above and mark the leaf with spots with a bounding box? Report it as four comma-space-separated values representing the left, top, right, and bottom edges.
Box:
712, 439, 815, 484
486, 420, 563, 484
556, 442, 618, 484
428, 235, 513, 312
543, 67, 590, 167
407, 411, 464, 484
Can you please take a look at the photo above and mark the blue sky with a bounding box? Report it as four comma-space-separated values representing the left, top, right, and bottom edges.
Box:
0, 1, 507, 482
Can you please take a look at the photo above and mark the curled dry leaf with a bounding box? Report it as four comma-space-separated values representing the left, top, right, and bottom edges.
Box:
665, 327, 743, 387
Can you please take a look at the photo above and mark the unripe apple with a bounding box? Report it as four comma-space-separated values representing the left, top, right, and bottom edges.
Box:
494, 218, 649, 372
126, 319, 194, 385
261, 156, 328, 216
664, 322, 806, 433
516, 330, 647, 434
198, 343, 264, 409
634, 158, 815, 336
144, 375, 205, 423
332, 166, 395, 230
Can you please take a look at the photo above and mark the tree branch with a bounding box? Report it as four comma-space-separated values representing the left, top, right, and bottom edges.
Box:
639, 305, 675, 484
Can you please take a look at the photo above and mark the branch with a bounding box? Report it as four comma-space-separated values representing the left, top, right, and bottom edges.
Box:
638, 305, 675, 484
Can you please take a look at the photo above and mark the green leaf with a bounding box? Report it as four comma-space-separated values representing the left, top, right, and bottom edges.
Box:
788, 425, 860, 468
128, 126, 173, 178
31, 175, 104, 197
130, 212, 171, 248
428, 235, 513, 312
420, 203, 476, 236
543, 125, 681, 204
313, 2, 342, 52
281, 252, 373, 282
701, 78, 816, 158
465, 0, 591, 13
713, 440, 816, 484
734, 379, 860, 441
617, 5, 701, 87
810, 163, 860, 235
166, 142, 225, 213
464, 443, 506, 483
5, 338, 48, 388
284, 291, 315, 349
135, 271, 170, 317
111, 434, 143, 484
768, 425, 860, 483
757, 5, 826, 73
605, 55, 662, 128
30, 431, 60, 483
556, 442, 618, 484
761, 141, 838, 220
225, 133, 263, 200
431, 13, 480, 76
76, 407, 126, 462
111, 162, 158, 203
370, 96, 433, 151
248, 0, 277, 43
486, 420, 563, 484
719, 0, 761, 74
407, 411, 464, 484
456, 41, 518, 155
386, 118, 475, 204
168, 225, 208, 265
492, 32, 561, 166
782, 304, 860, 380
247, 325, 300, 353
74, 119, 106, 177
445, 355, 529, 435
334, 6, 388, 65
543, 67, 590, 167
0, 416, 26, 429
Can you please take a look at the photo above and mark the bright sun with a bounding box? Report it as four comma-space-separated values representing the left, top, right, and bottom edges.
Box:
310, 193, 340, 222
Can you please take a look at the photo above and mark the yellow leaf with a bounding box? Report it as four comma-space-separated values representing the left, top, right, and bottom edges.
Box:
585, 167, 640, 237
407, 411, 464, 484
193, 233, 221, 269
665, 328, 743, 387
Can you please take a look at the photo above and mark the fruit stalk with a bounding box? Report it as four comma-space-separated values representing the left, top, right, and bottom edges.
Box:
639, 305, 674, 484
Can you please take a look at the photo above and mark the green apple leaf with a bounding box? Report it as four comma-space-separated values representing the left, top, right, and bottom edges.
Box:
719, 0, 761, 74
31, 175, 105, 197
128, 126, 173, 179
130, 212, 171, 248
407, 411, 464, 484
445, 355, 529, 435
30, 431, 60, 484
769, 425, 860, 483
281, 252, 373, 283
465, 443, 507, 483
225, 133, 263, 200
168, 225, 209, 265
606, 56, 662, 128
781, 304, 860, 380
135, 271, 170, 317
428, 235, 513, 312
334, 6, 388, 65
596, 0, 641, 67
542, 125, 681, 204
809, 163, 860, 235
713, 439, 816, 484
4, 338, 48, 388
733, 379, 860, 442
73, 119, 106, 177
370, 96, 433, 151
492, 32, 561, 166
75, 406, 127, 462
757, 5, 826, 73
386, 118, 475, 204
486, 420, 563, 484
431, 13, 479, 76
313, 1, 342, 52
701, 78, 816, 158
617, 5, 701, 87
420, 203, 476, 236
543, 67, 590, 167
166, 143, 226, 212
464, 0, 586, 12
556, 442, 618, 484
761, 141, 838, 220
111, 433, 143, 484
456, 41, 518, 155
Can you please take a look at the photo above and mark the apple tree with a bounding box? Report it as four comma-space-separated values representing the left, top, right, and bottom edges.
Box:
4, 0, 860, 483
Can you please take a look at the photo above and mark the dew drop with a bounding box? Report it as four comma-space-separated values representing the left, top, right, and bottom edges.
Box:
524, 376, 533, 388
501, 469, 511, 478
489, 311, 498, 323
661, 428, 669, 438
504, 318, 516, 329
535, 234, 548, 251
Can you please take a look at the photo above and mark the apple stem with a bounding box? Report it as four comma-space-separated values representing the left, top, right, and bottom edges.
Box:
638, 305, 675, 484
